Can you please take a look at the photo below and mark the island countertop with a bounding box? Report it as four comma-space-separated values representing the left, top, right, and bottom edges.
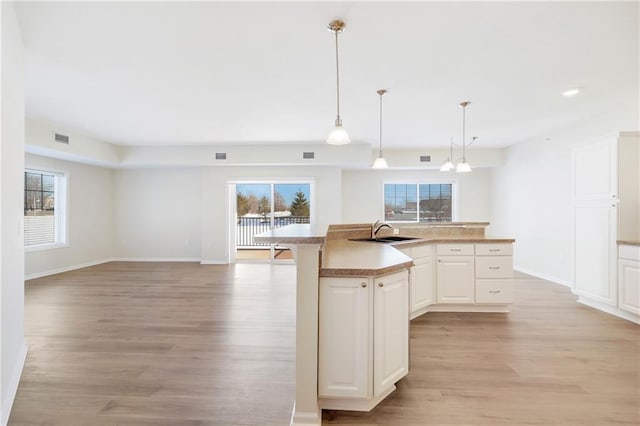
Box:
320, 240, 414, 277
254, 224, 515, 277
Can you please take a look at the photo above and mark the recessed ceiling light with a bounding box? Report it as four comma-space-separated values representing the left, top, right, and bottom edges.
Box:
562, 88, 580, 97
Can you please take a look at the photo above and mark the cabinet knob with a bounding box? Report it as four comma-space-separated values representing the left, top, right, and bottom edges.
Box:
361, 282, 367, 288
378, 282, 384, 287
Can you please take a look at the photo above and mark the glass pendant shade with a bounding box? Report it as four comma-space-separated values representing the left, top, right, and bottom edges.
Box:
440, 160, 454, 171
456, 160, 472, 173
326, 124, 351, 145
372, 154, 388, 169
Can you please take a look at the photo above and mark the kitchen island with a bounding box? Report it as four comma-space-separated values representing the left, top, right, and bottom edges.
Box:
255, 222, 515, 426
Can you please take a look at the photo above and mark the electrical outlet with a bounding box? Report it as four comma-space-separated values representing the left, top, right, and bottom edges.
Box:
393, 228, 400, 235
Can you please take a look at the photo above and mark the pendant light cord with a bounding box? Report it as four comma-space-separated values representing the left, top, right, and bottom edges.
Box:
449, 137, 453, 160
379, 92, 383, 153
462, 104, 466, 161
335, 31, 341, 121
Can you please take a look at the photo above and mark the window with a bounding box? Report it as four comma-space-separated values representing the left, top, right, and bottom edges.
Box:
384, 183, 454, 222
24, 169, 67, 248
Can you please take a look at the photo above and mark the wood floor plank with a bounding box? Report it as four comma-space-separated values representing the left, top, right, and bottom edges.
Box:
9, 263, 640, 425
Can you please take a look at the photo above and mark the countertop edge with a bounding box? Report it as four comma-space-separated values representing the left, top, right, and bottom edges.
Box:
617, 240, 640, 247
320, 260, 415, 278
387, 237, 516, 248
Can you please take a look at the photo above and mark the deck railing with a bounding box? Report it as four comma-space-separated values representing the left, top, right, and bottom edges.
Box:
237, 216, 310, 248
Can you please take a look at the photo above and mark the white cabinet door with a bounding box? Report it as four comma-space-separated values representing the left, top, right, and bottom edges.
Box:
574, 202, 617, 305
373, 270, 409, 397
573, 138, 617, 201
411, 255, 435, 313
318, 277, 372, 398
436, 256, 475, 304
618, 258, 640, 315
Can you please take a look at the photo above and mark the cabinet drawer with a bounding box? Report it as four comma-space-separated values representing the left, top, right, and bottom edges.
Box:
476, 279, 513, 304
475, 243, 513, 256
619, 244, 640, 261
437, 244, 474, 256
475, 256, 513, 279
411, 244, 433, 259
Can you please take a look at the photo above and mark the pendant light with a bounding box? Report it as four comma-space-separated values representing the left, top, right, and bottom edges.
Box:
440, 138, 454, 171
456, 101, 472, 173
372, 89, 389, 169
326, 20, 351, 145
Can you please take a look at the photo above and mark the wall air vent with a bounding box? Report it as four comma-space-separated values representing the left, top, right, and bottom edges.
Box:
215, 152, 227, 160
419, 155, 431, 163
54, 133, 69, 144
303, 152, 315, 159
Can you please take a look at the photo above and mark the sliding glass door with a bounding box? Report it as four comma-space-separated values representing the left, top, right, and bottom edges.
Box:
233, 182, 311, 262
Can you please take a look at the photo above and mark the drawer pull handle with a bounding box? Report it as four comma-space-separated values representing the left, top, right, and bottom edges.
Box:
489, 290, 501, 294
450, 249, 462, 252
489, 249, 500, 252
489, 266, 500, 270
361, 282, 367, 288
378, 282, 384, 288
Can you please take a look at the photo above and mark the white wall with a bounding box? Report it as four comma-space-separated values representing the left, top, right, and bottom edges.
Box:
490, 106, 639, 286
113, 168, 203, 260
1, 2, 27, 424
25, 117, 120, 168
112, 166, 342, 263
201, 166, 342, 263
24, 154, 114, 279
341, 168, 492, 224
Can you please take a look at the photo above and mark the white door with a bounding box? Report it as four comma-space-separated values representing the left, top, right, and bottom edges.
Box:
436, 256, 475, 303
373, 271, 409, 397
573, 139, 618, 305
318, 277, 372, 398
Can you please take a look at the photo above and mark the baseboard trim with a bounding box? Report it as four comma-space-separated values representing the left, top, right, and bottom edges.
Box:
513, 266, 572, 288
575, 295, 640, 324
200, 260, 229, 265
111, 257, 202, 262
25, 258, 114, 280
1, 342, 28, 426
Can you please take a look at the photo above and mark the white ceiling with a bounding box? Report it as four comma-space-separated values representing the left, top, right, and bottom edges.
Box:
14, 1, 640, 149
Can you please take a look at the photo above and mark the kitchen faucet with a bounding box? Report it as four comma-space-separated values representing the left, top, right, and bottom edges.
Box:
371, 220, 393, 239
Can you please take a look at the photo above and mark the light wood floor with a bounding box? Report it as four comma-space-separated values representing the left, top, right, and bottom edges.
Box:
10, 263, 640, 425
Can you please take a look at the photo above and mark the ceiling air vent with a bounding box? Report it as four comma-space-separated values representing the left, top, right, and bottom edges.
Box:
303, 152, 315, 159
419, 155, 431, 163
215, 152, 227, 160
54, 133, 69, 144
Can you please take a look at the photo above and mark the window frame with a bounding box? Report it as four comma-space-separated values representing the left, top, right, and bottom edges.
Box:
382, 180, 458, 223
24, 168, 69, 252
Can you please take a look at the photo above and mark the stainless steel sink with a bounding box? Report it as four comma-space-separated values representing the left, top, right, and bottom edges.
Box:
379, 236, 419, 241
349, 236, 419, 243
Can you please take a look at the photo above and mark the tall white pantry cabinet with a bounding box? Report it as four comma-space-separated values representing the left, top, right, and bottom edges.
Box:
572, 132, 640, 323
